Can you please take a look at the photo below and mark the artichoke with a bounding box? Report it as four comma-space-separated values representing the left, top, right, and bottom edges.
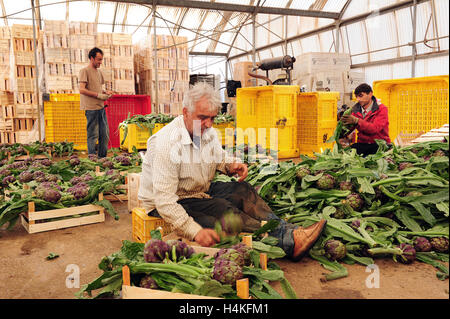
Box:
67, 184, 89, 200
395, 243, 416, 264
295, 166, 311, 181
433, 150, 446, 157
70, 176, 83, 185
39, 159, 52, 167
413, 237, 432, 252
346, 193, 364, 211
102, 160, 114, 169
37, 187, 61, 203
81, 174, 94, 182
2, 175, 15, 185
19, 171, 33, 183
339, 181, 353, 191
430, 237, 449, 252
324, 240, 347, 261
70, 158, 80, 166
0, 168, 11, 177
139, 275, 158, 289
231, 243, 252, 266
220, 211, 243, 235
316, 173, 335, 190
166, 240, 194, 261
398, 162, 413, 171
115, 155, 131, 166
214, 248, 245, 267
332, 208, 346, 219
351, 219, 361, 229
423, 155, 431, 161
212, 259, 243, 286
88, 154, 98, 162
40, 182, 62, 191
143, 239, 171, 263
32, 171, 45, 180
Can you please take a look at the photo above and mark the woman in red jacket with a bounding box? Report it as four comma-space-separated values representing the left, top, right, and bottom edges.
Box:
339, 83, 391, 156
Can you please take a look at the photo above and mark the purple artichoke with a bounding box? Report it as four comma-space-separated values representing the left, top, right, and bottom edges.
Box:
70, 158, 80, 166
40, 182, 62, 191
332, 208, 346, 219
36, 186, 61, 203
231, 242, 252, 266
339, 181, 353, 191
166, 240, 194, 261
296, 166, 311, 181
0, 168, 11, 177
39, 159, 52, 167
346, 193, 364, 211
433, 150, 446, 157
413, 237, 432, 252
32, 171, 45, 180
220, 211, 243, 235
81, 174, 94, 182
19, 170, 33, 183
88, 154, 98, 162
214, 248, 245, 267
430, 237, 449, 252
351, 219, 361, 229
395, 243, 416, 264
212, 259, 243, 286
324, 240, 347, 261
139, 275, 158, 289
423, 155, 431, 161
316, 174, 335, 190
67, 183, 89, 199
398, 162, 413, 171
102, 160, 114, 169
70, 176, 83, 185
115, 155, 131, 166
143, 239, 171, 263
2, 175, 15, 185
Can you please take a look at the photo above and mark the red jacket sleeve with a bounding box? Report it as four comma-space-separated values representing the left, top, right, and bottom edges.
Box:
355, 105, 389, 135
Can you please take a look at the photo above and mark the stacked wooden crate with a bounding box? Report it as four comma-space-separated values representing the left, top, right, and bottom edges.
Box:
69, 22, 97, 93
0, 26, 11, 92
135, 35, 189, 115
96, 33, 135, 94
1, 25, 40, 144
42, 20, 73, 93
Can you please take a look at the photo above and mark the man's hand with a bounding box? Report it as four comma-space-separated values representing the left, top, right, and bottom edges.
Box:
105, 90, 115, 96
227, 162, 248, 182
339, 138, 350, 148
194, 228, 220, 247
341, 114, 359, 125
97, 93, 111, 101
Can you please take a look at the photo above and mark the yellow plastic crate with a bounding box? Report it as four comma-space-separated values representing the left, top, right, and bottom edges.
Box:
131, 207, 173, 243
44, 95, 87, 150
213, 122, 234, 147
297, 92, 339, 156
119, 123, 165, 152
236, 85, 300, 159
373, 75, 449, 143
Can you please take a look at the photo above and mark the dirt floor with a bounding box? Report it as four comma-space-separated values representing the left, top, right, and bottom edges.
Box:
0, 200, 448, 299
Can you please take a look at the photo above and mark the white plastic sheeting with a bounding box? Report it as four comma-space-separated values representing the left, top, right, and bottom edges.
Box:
0, 0, 448, 81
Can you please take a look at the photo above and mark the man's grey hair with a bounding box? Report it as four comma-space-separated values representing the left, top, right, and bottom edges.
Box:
183, 82, 221, 113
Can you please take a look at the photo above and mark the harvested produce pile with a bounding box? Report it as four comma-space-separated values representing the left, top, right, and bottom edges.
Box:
0, 152, 142, 229
77, 229, 296, 299
0, 141, 74, 162
242, 139, 449, 281
119, 113, 176, 146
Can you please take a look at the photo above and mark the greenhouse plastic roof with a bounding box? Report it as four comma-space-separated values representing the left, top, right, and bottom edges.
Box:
0, 0, 448, 75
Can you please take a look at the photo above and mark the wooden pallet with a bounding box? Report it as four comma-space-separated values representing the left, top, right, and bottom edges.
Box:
21, 196, 105, 234
11, 25, 36, 39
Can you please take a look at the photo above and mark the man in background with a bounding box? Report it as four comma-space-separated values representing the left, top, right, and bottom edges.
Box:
79, 47, 114, 158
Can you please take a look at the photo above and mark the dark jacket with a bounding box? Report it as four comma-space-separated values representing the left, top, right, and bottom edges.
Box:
352, 96, 391, 144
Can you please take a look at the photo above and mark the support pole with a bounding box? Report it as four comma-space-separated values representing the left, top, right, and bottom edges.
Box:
411, 0, 417, 77
252, 13, 256, 86
31, 0, 41, 141
153, 4, 158, 113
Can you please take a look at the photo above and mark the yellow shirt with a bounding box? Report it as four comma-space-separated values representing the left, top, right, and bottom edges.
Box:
79, 66, 105, 110
138, 115, 239, 240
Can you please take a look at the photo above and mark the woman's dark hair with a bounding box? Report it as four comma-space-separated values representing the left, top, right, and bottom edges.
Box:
354, 83, 373, 96
88, 47, 103, 60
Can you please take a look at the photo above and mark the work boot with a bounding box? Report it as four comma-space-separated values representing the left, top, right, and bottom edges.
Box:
291, 219, 327, 261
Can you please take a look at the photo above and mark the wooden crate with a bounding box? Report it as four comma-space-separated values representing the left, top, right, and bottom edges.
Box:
0, 77, 11, 91
113, 79, 135, 94
11, 25, 35, 39
44, 48, 71, 63
15, 78, 35, 92
0, 92, 14, 106
21, 199, 105, 234
15, 92, 37, 105
14, 51, 35, 65
43, 20, 69, 35
0, 131, 15, 144
127, 173, 141, 212
5, 104, 39, 118
0, 26, 10, 39
13, 130, 39, 144
45, 75, 73, 91
0, 118, 13, 130
13, 118, 36, 131
69, 35, 95, 49
112, 33, 132, 46
69, 22, 97, 35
